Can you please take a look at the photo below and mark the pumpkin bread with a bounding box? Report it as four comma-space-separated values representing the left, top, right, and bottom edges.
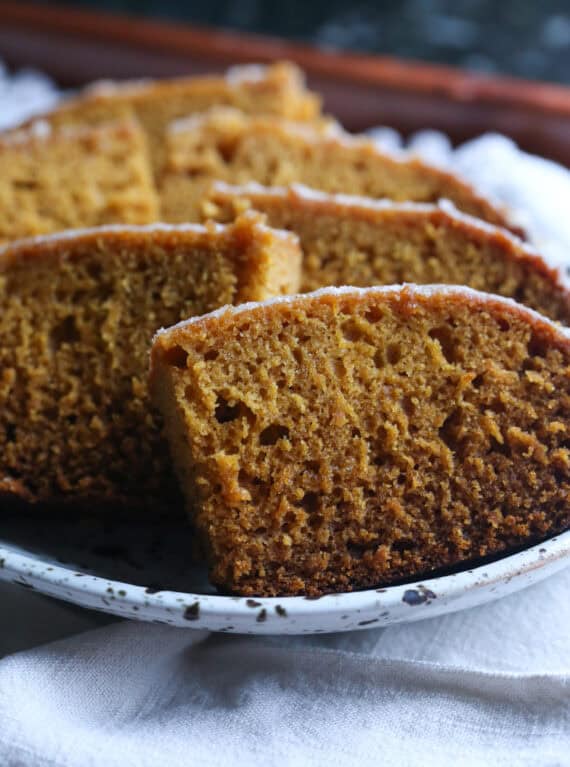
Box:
151, 285, 570, 595
0, 119, 158, 245
160, 108, 514, 230
37, 63, 321, 176
203, 183, 570, 322
0, 216, 300, 512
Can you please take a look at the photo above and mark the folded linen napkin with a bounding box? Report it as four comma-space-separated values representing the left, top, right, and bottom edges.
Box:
1, 63, 570, 767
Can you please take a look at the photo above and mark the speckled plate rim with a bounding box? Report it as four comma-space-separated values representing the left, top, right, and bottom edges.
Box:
1, 530, 570, 635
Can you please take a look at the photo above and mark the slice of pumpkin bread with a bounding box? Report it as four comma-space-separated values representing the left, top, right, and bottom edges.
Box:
0, 119, 158, 245
204, 183, 570, 322
160, 108, 514, 230
151, 285, 570, 596
0, 216, 300, 512
37, 63, 321, 175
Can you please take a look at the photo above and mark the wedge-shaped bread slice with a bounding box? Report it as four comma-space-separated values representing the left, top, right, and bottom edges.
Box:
160, 108, 514, 231
0, 217, 300, 513
204, 182, 570, 322
0, 119, 158, 245
37, 63, 321, 174
151, 285, 570, 596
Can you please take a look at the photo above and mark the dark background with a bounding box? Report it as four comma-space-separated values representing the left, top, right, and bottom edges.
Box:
30, 0, 570, 84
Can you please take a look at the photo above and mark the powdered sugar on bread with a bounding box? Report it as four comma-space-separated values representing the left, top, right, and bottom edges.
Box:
154, 284, 570, 344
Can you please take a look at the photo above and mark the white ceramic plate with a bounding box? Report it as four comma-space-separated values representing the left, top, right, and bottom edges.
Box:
1, 513, 569, 634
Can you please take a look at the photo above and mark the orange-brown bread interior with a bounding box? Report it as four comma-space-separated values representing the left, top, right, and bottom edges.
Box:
160, 109, 513, 230
40, 63, 322, 175
0, 120, 158, 245
0, 218, 300, 513
204, 185, 570, 322
151, 287, 570, 596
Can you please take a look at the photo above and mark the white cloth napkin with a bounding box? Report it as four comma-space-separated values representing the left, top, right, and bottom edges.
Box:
1, 64, 570, 767
1, 567, 570, 767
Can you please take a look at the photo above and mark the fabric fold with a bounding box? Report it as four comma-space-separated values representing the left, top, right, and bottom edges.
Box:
0, 622, 569, 767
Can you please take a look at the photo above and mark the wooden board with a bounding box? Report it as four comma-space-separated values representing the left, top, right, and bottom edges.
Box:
1, 1, 570, 166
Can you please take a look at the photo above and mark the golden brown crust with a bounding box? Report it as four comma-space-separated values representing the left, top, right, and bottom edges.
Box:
206, 182, 522, 250
151, 285, 570, 596
0, 217, 301, 512
203, 183, 570, 322
155, 285, 570, 359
